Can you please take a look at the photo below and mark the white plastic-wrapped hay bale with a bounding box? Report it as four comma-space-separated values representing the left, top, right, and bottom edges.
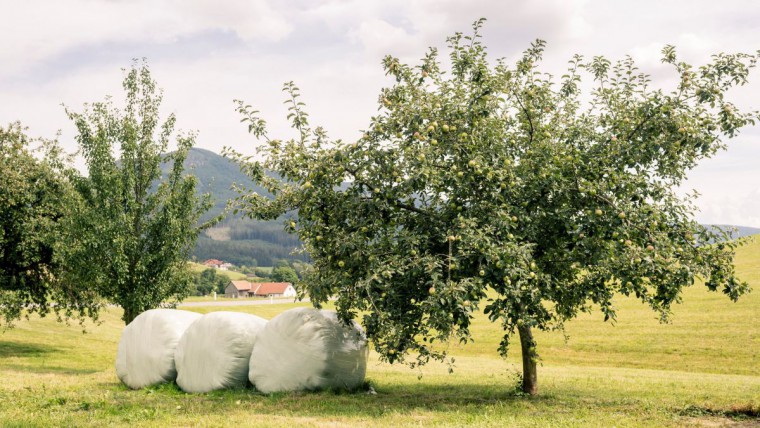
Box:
248, 307, 368, 393
174, 311, 267, 393
115, 309, 202, 390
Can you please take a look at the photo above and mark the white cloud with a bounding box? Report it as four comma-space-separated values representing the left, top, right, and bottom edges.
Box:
694, 188, 760, 228
350, 18, 416, 59
173, 0, 293, 41
1, 0, 292, 76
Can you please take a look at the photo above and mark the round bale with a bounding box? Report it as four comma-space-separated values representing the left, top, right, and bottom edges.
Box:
115, 309, 202, 389
175, 311, 267, 393
249, 308, 368, 393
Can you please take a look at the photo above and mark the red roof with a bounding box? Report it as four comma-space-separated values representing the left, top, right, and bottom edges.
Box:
203, 259, 224, 266
252, 282, 292, 296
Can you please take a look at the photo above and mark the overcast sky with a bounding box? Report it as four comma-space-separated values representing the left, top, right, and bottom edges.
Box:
2, 0, 759, 227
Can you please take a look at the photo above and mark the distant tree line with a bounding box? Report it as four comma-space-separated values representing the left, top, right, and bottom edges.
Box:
188, 268, 230, 296
225, 218, 302, 247
192, 236, 308, 268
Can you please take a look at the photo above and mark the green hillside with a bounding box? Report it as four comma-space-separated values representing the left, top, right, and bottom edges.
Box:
163, 148, 304, 266
187, 262, 248, 280
181, 147, 271, 222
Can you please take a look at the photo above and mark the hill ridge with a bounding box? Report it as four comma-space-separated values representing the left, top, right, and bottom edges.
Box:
162, 147, 303, 267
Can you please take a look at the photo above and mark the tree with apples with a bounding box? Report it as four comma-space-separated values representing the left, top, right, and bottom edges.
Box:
227, 20, 758, 394
62, 62, 215, 324
0, 123, 101, 327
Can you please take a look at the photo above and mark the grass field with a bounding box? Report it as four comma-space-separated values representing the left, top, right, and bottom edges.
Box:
187, 263, 250, 281
1, 239, 758, 427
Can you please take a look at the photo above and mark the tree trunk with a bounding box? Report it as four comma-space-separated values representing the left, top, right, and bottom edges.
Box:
518, 324, 538, 395
123, 306, 137, 325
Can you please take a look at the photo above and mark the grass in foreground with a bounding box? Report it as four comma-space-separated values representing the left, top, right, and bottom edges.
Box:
0, 238, 758, 427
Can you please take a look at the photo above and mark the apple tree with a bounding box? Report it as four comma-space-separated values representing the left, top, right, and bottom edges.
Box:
227, 20, 757, 394
0, 123, 102, 327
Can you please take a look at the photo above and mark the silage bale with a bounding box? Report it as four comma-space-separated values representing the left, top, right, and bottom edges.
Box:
115, 309, 202, 390
248, 307, 368, 393
174, 311, 267, 393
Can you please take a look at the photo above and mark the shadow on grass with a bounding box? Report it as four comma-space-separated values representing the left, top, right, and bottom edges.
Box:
0, 341, 60, 358
98, 380, 551, 420
1, 363, 98, 375
679, 404, 760, 420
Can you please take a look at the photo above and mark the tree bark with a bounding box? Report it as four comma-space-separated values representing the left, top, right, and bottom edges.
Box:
123, 306, 137, 325
518, 323, 538, 395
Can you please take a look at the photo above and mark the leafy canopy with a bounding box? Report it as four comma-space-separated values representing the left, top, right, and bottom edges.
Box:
0, 123, 101, 327
271, 265, 300, 284
62, 61, 215, 324
228, 20, 758, 368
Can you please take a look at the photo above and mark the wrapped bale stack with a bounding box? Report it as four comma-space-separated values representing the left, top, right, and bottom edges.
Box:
115, 307, 368, 394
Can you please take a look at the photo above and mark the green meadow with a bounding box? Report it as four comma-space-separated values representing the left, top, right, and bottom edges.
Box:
1, 238, 758, 427
187, 263, 250, 281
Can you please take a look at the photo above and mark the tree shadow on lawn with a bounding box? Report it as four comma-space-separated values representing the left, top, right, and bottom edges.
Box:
0, 341, 59, 358
0, 341, 98, 375
105, 381, 550, 419
288, 383, 554, 418
1, 363, 99, 375
65, 380, 752, 426
282, 383, 534, 410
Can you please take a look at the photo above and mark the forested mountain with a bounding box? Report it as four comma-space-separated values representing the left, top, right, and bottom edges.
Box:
182, 147, 271, 222
165, 148, 304, 266
193, 217, 307, 267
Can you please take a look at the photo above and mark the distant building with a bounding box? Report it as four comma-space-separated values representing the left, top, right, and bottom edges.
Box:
223, 281, 296, 298
203, 259, 233, 270
253, 282, 297, 297
224, 280, 253, 298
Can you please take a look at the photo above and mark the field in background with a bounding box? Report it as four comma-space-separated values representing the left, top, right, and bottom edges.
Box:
187, 262, 249, 281
187, 263, 274, 279
0, 238, 758, 427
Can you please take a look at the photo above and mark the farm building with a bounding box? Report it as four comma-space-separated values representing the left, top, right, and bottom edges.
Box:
203, 259, 233, 270
253, 282, 297, 297
224, 280, 253, 298
224, 281, 296, 298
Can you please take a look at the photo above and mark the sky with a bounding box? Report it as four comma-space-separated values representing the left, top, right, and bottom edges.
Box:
2, 0, 759, 227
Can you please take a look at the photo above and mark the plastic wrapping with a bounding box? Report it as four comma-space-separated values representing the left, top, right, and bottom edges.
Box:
248, 308, 368, 393
115, 309, 202, 390
174, 311, 267, 393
